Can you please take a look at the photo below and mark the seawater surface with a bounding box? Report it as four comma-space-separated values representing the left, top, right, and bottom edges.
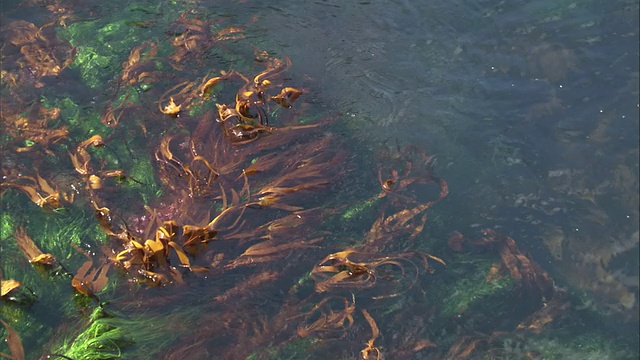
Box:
1, 0, 638, 359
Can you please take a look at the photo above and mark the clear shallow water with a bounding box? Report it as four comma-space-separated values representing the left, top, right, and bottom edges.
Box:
1, 0, 638, 358
255, 1, 638, 228
254, 0, 640, 321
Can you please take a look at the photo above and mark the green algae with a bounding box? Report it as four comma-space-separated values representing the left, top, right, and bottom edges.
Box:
0, 212, 14, 242
127, 156, 163, 204
0, 190, 113, 358
59, 19, 153, 89
341, 195, 380, 222
53, 307, 131, 360
438, 257, 515, 317
41, 96, 112, 141
50, 298, 207, 360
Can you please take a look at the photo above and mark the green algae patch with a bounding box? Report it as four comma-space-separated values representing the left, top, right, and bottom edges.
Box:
442, 270, 514, 317
0, 212, 14, 242
341, 195, 380, 222
61, 21, 124, 88
53, 307, 132, 360
126, 155, 162, 204
436, 256, 515, 318
0, 199, 106, 358
59, 19, 152, 89
50, 299, 206, 360
41, 96, 112, 141
23, 206, 108, 261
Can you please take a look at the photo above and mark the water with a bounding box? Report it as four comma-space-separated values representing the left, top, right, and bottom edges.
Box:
259, 0, 640, 336
1, 0, 638, 359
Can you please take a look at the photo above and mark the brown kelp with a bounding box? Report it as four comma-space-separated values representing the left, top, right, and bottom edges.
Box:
0, 319, 25, 360
153, 138, 449, 359
434, 229, 571, 359
168, 10, 244, 70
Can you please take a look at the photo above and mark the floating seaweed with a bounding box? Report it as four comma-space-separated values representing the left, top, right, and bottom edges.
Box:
311, 249, 444, 299
0, 32, 450, 357
1, 279, 37, 305
120, 40, 160, 86
0, 319, 25, 360
359, 309, 382, 360
0, 100, 69, 155
1, 280, 23, 298
2, 20, 74, 89
71, 260, 110, 303
439, 229, 572, 358
13, 227, 64, 270
168, 10, 244, 70
1, 174, 73, 210
296, 295, 357, 339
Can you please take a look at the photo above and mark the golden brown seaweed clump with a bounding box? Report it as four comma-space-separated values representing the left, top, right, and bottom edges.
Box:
2, 20, 74, 88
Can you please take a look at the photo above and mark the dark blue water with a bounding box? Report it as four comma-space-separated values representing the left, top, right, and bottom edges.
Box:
1, 0, 638, 358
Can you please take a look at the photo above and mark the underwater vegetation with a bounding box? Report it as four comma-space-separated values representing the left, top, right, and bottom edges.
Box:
1, 1, 637, 359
